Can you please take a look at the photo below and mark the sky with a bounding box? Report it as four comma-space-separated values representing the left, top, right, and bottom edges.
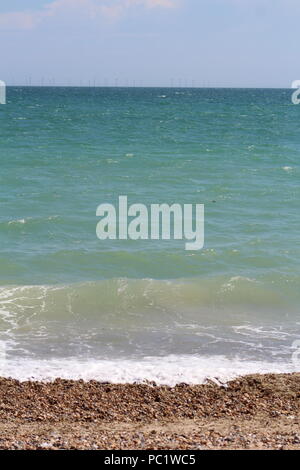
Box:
0, 0, 299, 87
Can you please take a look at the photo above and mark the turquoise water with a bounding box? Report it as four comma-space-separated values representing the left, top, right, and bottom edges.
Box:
0, 87, 299, 383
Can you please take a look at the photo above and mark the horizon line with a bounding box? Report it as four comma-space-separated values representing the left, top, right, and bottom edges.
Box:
3, 85, 293, 90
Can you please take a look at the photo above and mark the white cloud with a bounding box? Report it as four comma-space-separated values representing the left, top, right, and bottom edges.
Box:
0, 0, 178, 31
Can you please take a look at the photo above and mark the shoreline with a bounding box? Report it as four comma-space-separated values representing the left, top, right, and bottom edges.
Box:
0, 373, 299, 450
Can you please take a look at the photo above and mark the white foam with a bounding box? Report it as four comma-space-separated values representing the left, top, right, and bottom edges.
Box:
0, 355, 298, 386
282, 166, 293, 172
8, 218, 27, 225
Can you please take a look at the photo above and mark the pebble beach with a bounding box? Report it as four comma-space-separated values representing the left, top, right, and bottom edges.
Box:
0, 373, 299, 450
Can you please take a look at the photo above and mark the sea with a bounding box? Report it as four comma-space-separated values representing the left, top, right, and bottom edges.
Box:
0, 87, 299, 385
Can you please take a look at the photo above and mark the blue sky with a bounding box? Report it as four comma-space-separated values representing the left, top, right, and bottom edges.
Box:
0, 0, 299, 87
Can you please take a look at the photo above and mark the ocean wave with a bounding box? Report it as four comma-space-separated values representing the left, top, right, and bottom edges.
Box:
0, 355, 298, 385
0, 276, 297, 328
0, 277, 299, 371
